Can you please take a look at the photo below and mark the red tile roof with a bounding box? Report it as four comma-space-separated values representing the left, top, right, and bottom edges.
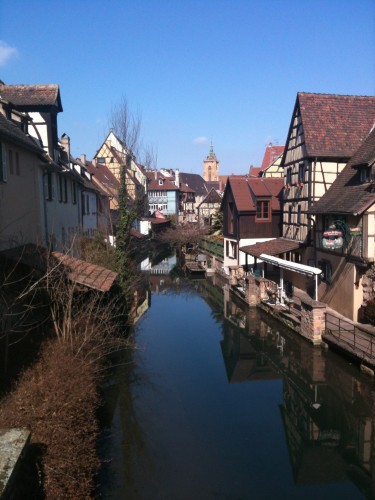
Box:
295, 93, 375, 158
227, 176, 283, 212
147, 171, 178, 191
0, 83, 63, 111
261, 144, 284, 168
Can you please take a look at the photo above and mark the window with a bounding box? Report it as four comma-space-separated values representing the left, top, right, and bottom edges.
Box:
15, 152, 20, 175
319, 260, 332, 284
8, 150, 13, 175
45, 172, 53, 200
97, 157, 105, 164
71, 182, 77, 204
288, 205, 292, 224
226, 240, 237, 259
287, 167, 292, 185
359, 166, 371, 183
63, 177, 68, 203
256, 200, 270, 221
228, 202, 234, 233
298, 163, 305, 183
58, 175, 63, 202
0, 142, 7, 182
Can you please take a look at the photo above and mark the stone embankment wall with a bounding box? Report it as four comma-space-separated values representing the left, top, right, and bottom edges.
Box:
0, 428, 31, 499
231, 274, 327, 345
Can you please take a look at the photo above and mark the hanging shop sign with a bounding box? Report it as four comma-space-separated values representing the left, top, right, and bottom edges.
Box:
322, 226, 344, 250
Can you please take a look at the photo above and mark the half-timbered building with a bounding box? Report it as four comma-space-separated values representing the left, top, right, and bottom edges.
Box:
309, 126, 375, 321
280, 93, 375, 290
197, 187, 222, 226
94, 130, 147, 211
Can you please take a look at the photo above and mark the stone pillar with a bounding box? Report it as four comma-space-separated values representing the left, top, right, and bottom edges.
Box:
300, 297, 326, 345
247, 275, 259, 306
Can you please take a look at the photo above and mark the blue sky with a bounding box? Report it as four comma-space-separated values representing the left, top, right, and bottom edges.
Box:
0, 0, 374, 175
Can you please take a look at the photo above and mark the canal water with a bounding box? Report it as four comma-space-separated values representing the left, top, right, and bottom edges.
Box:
98, 270, 375, 499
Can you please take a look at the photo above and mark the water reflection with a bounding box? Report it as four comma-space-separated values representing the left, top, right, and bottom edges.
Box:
99, 266, 375, 499
220, 284, 375, 498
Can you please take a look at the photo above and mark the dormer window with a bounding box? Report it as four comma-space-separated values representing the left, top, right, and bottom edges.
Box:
359, 166, 372, 183
159, 179, 164, 185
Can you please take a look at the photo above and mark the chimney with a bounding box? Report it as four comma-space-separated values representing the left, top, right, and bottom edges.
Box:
175, 169, 180, 187
92, 158, 97, 167
154, 169, 157, 180
80, 153, 86, 165
60, 133, 70, 158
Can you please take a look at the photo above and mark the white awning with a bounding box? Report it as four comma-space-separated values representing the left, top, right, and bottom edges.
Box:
259, 253, 322, 277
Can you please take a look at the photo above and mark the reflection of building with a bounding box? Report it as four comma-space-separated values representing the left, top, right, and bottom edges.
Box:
220, 284, 375, 496
140, 254, 177, 274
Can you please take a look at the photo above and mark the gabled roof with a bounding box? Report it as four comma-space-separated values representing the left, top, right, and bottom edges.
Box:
199, 187, 222, 206
261, 144, 284, 168
309, 127, 375, 215
0, 113, 45, 155
285, 93, 375, 160
179, 173, 208, 196
0, 83, 63, 112
225, 176, 283, 212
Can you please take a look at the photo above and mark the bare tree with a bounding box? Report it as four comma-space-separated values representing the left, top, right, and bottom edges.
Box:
109, 96, 142, 157
141, 143, 158, 170
156, 223, 210, 247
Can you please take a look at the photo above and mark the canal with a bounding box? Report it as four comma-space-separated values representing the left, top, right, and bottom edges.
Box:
98, 270, 375, 499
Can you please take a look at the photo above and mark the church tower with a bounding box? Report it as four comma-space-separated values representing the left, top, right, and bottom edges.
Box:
203, 142, 219, 182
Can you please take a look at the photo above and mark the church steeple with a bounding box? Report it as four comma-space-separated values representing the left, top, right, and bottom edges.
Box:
203, 142, 219, 181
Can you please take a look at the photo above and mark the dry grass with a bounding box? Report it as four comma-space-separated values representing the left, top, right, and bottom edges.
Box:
0, 339, 100, 499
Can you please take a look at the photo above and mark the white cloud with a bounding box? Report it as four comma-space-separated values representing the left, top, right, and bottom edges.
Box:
0, 41, 18, 67
192, 136, 208, 145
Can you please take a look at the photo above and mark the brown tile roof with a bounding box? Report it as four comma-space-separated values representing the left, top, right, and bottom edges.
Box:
85, 160, 119, 198
295, 92, 375, 158
240, 238, 301, 257
261, 144, 284, 168
179, 182, 194, 193
228, 176, 283, 212
309, 127, 375, 215
52, 252, 117, 292
0, 83, 63, 111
